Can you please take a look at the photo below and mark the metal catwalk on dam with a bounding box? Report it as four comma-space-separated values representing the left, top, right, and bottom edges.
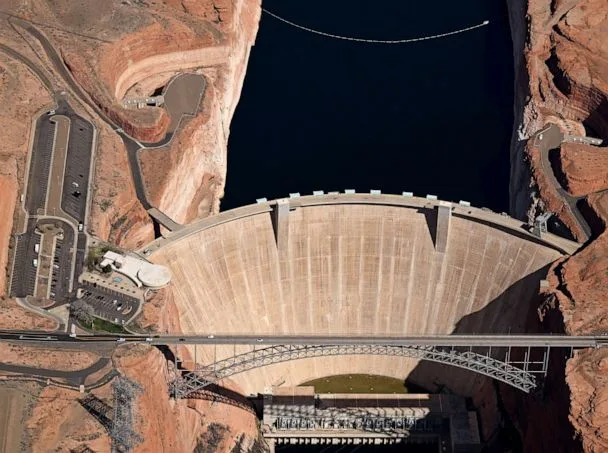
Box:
141, 193, 581, 394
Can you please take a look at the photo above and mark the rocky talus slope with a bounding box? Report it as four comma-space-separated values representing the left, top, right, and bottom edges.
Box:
508, 0, 608, 449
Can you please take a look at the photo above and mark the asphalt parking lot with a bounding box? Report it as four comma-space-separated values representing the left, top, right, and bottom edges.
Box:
61, 115, 94, 222
78, 282, 140, 324
10, 100, 94, 306
10, 221, 39, 298
25, 114, 56, 215
38, 219, 74, 304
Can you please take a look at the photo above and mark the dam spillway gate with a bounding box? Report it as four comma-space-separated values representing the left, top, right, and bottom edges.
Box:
172, 343, 556, 397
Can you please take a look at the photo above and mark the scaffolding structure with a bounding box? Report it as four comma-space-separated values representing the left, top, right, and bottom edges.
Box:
79, 394, 113, 432
533, 212, 553, 237
111, 377, 143, 453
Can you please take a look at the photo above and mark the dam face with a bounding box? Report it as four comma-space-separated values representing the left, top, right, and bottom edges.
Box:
147, 194, 575, 394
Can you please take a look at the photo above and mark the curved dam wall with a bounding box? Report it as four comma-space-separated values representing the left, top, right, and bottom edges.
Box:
147, 194, 576, 394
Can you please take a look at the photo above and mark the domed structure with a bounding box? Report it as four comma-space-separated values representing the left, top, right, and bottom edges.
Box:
138, 264, 171, 289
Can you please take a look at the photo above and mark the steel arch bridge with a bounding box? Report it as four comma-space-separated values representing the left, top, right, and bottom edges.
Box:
173, 343, 550, 398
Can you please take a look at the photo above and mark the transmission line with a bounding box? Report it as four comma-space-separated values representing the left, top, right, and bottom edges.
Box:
262, 8, 489, 44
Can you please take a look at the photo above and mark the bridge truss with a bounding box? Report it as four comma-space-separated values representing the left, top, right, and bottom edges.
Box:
172, 343, 554, 398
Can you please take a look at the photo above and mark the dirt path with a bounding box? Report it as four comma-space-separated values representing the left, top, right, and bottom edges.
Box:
0, 387, 28, 452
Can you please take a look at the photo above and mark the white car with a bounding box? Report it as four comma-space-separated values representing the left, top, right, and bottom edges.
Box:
207, 335, 215, 339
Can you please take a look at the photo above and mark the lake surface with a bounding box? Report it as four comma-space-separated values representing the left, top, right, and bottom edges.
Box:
223, 0, 513, 212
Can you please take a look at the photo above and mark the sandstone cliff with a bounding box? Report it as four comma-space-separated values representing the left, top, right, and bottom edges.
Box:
5, 0, 260, 245
507, 0, 608, 450
508, 0, 607, 223
22, 345, 260, 452
140, 0, 261, 224
113, 344, 260, 453
566, 348, 608, 452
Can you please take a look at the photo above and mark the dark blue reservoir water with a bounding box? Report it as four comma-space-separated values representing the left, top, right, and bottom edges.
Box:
222, 0, 513, 212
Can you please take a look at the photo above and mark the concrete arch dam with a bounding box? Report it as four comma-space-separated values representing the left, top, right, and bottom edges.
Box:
145, 194, 579, 394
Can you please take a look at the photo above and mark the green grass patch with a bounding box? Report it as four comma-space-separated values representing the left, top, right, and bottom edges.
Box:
302, 374, 408, 394
78, 317, 128, 334
92, 317, 127, 334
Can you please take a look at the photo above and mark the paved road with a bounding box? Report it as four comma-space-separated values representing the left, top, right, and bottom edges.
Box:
12, 16, 203, 222
1, 332, 604, 348
147, 208, 183, 232
0, 43, 53, 91
0, 357, 110, 385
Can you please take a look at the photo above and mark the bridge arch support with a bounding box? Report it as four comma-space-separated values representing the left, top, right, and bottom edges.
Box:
173, 344, 540, 398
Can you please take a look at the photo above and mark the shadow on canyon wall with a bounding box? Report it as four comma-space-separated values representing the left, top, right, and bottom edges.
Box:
405, 264, 581, 452
583, 97, 608, 140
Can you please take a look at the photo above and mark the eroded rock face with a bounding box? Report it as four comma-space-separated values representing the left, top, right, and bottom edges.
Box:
560, 143, 608, 196
113, 344, 259, 453
27, 386, 112, 453
131, 286, 182, 334
509, 0, 608, 221
566, 348, 608, 452
553, 191, 608, 335
7, 0, 260, 242
508, 0, 608, 449
20, 345, 260, 452
88, 126, 154, 249
49, 0, 261, 227
140, 0, 262, 224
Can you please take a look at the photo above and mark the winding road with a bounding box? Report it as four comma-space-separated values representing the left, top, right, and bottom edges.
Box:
0, 357, 111, 386
7, 16, 203, 224
535, 124, 592, 240
535, 123, 606, 242
0, 15, 206, 226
